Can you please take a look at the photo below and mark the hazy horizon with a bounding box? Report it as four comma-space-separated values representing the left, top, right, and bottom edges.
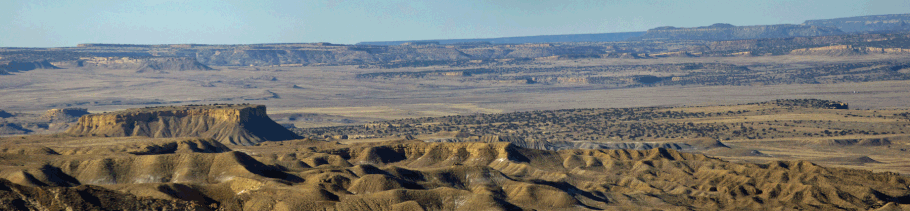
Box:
2, 0, 909, 48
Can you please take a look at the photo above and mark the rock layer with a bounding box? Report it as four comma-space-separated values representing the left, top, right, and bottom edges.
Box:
65, 104, 300, 145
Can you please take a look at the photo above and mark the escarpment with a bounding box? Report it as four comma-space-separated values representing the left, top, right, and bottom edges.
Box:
65, 104, 300, 145
789, 44, 910, 56
56, 56, 212, 72
804, 13, 910, 33
635, 23, 844, 41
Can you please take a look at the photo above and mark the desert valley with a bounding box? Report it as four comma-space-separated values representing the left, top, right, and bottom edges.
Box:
1, 12, 910, 210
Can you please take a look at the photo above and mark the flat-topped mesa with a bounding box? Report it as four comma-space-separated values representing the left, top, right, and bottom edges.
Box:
634, 23, 844, 41
65, 104, 301, 146
0, 60, 59, 74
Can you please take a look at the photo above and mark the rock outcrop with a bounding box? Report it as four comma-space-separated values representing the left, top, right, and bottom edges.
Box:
42, 108, 89, 121
634, 23, 844, 41
66, 104, 301, 145
41, 108, 90, 131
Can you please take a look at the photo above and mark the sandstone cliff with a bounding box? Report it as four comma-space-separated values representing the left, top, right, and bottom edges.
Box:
634, 23, 843, 41
65, 104, 300, 145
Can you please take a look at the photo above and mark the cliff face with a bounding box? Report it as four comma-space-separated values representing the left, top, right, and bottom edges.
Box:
804, 13, 910, 33
634, 23, 843, 41
64, 57, 212, 72
66, 104, 300, 145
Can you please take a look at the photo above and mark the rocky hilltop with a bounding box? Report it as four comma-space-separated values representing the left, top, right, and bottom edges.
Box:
65, 104, 300, 145
634, 23, 844, 41
804, 13, 910, 33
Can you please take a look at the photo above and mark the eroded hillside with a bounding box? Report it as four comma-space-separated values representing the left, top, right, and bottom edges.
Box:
0, 103, 909, 210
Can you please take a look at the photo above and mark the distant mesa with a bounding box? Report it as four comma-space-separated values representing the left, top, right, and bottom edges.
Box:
633, 23, 844, 41
358, 31, 647, 45
65, 104, 301, 146
53, 56, 213, 73
803, 13, 910, 33
0, 60, 59, 74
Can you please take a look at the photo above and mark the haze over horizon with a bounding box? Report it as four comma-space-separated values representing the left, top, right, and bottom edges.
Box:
2, 0, 909, 48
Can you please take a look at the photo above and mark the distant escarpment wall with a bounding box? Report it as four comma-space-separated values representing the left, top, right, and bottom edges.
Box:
789, 45, 910, 56
634, 24, 843, 41
52, 57, 212, 72
803, 13, 910, 33
66, 105, 300, 146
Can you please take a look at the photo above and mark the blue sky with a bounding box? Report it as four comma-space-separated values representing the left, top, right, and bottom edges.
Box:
1, 0, 908, 47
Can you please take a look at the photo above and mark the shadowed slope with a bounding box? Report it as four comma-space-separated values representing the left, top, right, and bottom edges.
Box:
0, 178, 205, 211
233, 141, 910, 210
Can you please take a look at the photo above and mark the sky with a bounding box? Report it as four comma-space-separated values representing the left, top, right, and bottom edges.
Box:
1, 0, 908, 47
